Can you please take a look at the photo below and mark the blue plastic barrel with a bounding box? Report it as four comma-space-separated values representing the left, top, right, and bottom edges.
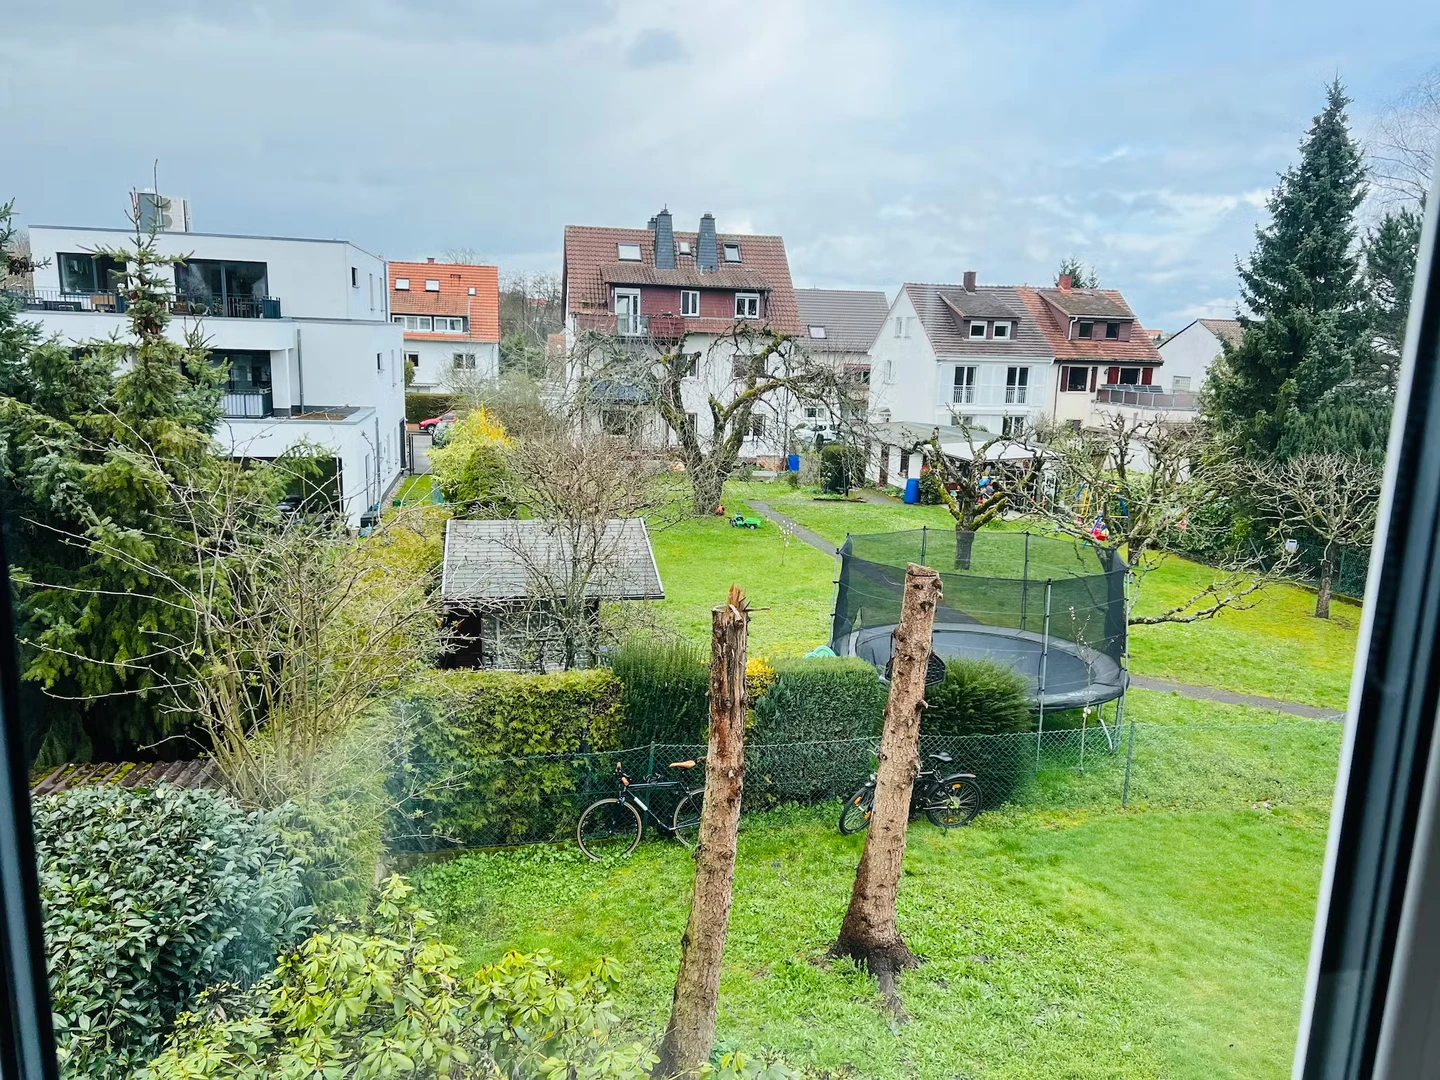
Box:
903, 477, 920, 504
786, 453, 800, 472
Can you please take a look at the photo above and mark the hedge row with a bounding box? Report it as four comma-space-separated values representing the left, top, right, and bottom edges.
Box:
405, 392, 458, 423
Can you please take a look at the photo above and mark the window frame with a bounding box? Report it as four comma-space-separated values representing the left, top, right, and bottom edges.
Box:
952, 365, 976, 404
1077, 320, 1093, 339
57, 251, 126, 294
616, 243, 643, 261
969, 320, 988, 339
734, 292, 760, 320
1064, 365, 1090, 392
992, 321, 1012, 340
1105, 321, 1120, 339
723, 242, 741, 263
808, 325, 827, 339
681, 289, 700, 318
394, 278, 410, 291
1005, 365, 1029, 404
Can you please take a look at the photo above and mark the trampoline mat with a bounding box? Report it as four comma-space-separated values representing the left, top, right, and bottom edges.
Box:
843, 622, 1126, 711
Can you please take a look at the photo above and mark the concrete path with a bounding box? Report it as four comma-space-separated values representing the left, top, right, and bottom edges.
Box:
747, 500, 1347, 722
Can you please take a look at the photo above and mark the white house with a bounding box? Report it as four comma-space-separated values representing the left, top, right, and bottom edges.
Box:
389, 258, 501, 391
793, 287, 888, 435
20, 202, 405, 526
1156, 317, 1241, 394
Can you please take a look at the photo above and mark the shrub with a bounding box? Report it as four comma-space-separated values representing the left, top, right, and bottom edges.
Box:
34, 784, 308, 1080
609, 638, 710, 745
428, 408, 515, 515
405, 391, 456, 423
924, 656, 1032, 736
918, 469, 947, 505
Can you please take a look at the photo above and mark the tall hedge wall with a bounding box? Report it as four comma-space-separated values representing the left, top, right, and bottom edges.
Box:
405, 392, 458, 423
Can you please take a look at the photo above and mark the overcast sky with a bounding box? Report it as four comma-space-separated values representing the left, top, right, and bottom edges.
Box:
2, 0, 1437, 330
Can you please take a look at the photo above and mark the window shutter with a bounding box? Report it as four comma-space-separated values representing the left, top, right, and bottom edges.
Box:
1141, 367, 1153, 385
1107, 366, 1119, 384
1089, 366, 1098, 391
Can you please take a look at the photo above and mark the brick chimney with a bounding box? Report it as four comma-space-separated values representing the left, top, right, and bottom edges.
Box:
1058, 273, 1072, 292
653, 208, 676, 270
697, 213, 718, 272
962, 270, 977, 292
427, 257, 435, 264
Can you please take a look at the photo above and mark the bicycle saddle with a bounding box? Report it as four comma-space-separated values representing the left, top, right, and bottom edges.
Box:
928, 751, 953, 764
669, 760, 698, 769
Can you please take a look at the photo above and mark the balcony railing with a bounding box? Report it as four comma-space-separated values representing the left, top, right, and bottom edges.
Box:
573, 312, 693, 340
222, 388, 274, 418
952, 385, 975, 405
1095, 385, 1198, 410
1004, 386, 1028, 404
3, 287, 281, 319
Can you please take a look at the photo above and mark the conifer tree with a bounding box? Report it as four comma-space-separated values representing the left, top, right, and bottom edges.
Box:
1363, 205, 1423, 392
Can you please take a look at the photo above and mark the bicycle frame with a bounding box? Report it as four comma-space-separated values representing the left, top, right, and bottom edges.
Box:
615, 765, 698, 835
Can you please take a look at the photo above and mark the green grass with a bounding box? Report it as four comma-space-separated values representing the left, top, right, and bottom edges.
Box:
396, 474, 435, 503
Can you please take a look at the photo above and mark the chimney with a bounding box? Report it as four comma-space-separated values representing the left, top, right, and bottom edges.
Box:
1058, 273, 1072, 292
962, 270, 977, 292
427, 257, 436, 264
697, 213, 718, 272
653, 208, 676, 270
647, 216, 658, 230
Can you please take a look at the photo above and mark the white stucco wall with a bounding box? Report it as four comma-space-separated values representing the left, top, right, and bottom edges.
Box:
403, 337, 500, 391
1156, 322, 1224, 392
866, 291, 935, 425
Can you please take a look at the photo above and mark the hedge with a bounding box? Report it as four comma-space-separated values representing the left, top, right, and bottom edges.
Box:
609, 639, 710, 745
405, 392, 458, 423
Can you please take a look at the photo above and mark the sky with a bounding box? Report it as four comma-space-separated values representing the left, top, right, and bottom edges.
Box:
2, 0, 1437, 332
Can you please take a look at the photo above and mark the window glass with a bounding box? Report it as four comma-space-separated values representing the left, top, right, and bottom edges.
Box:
993, 321, 1011, 339
808, 325, 826, 338
617, 243, 642, 261
969, 320, 987, 338
723, 243, 741, 262
1077, 321, 1093, 338
1105, 321, 1120, 339
395, 278, 410, 290
1065, 366, 1089, 391
681, 290, 700, 317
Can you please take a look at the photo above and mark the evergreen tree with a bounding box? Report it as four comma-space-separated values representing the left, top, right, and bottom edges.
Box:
1205, 80, 1374, 457
1055, 255, 1099, 288
0, 201, 235, 761
1363, 206, 1423, 392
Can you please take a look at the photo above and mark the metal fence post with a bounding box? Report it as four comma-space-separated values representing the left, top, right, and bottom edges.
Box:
1120, 693, 1136, 806
1037, 579, 1052, 771
647, 740, 656, 780
1021, 532, 1031, 632
920, 525, 928, 566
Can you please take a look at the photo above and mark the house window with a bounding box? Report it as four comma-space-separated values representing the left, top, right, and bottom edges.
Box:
1105, 322, 1120, 339
393, 315, 434, 331
1002, 415, 1024, 437
808, 325, 827, 339
174, 258, 270, 314
750, 414, 765, 437
723, 243, 741, 263
969, 320, 988, 339
803, 405, 821, 420
351, 267, 358, 288
617, 243, 642, 261
1117, 367, 1141, 385
952, 365, 976, 404
434, 316, 467, 332
956, 414, 976, 428
1064, 366, 1089, 392
58, 251, 127, 293
681, 289, 700, 317
614, 289, 642, 334
992, 321, 1011, 340
452, 353, 477, 370
376, 351, 383, 372
215, 349, 272, 391
686, 353, 700, 377
424, 279, 440, 291
405, 352, 420, 369
1005, 366, 1029, 404
1173, 376, 1192, 391
677, 240, 692, 256
395, 278, 410, 290
1077, 321, 1093, 339
894, 317, 904, 338
735, 293, 760, 319
732, 354, 762, 379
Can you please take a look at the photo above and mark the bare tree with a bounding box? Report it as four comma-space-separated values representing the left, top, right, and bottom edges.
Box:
1370, 63, 1440, 206
1032, 413, 1290, 625
1254, 452, 1382, 618
576, 322, 858, 514
832, 563, 940, 1016
655, 584, 749, 1079
920, 423, 1047, 568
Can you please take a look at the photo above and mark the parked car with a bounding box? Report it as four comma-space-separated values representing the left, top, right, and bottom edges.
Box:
419, 410, 456, 433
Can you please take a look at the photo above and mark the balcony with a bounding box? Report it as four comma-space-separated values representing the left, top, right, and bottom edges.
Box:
952, 385, 975, 405
3, 287, 281, 319
573, 312, 691, 340
1094, 385, 1198, 411
222, 388, 274, 418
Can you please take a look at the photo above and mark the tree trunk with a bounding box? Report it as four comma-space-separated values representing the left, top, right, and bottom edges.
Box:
689, 461, 725, 516
954, 526, 975, 570
1316, 544, 1334, 619
654, 584, 749, 1078
832, 563, 940, 1012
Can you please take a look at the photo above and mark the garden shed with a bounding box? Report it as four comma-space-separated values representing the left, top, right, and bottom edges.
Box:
440, 517, 665, 670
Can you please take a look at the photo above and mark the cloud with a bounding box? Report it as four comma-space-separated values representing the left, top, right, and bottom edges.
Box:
625, 27, 686, 68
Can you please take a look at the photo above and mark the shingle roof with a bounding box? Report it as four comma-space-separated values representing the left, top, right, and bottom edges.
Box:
563, 224, 800, 335
794, 288, 889, 353
903, 283, 1054, 358
389, 261, 501, 342
599, 264, 771, 290
1035, 288, 1134, 319
1015, 287, 1162, 362
31, 759, 222, 796
442, 518, 664, 603
1198, 318, 1244, 347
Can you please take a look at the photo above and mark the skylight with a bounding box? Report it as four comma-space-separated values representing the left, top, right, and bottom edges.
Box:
808, 325, 827, 339
617, 243, 642, 261
723, 243, 741, 263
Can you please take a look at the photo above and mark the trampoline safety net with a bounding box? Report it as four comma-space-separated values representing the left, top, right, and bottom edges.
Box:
830, 528, 1128, 710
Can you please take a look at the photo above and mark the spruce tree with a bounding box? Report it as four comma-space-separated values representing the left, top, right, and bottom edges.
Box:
1363, 205, 1423, 393
1205, 80, 1374, 457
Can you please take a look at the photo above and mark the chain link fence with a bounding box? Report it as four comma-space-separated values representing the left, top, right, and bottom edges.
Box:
387, 718, 1342, 855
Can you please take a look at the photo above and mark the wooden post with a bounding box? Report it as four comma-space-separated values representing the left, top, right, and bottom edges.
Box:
654, 584, 749, 1078
832, 563, 941, 1013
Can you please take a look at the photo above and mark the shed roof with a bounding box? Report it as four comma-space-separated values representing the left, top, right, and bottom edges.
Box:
442, 518, 665, 603
31, 759, 222, 796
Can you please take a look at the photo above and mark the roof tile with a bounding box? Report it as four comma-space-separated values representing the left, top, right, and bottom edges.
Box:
389, 261, 501, 342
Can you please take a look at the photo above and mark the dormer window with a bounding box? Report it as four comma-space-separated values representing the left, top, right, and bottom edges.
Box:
808, 325, 827, 339
1105, 322, 1120, 339
992, 321, 1011, 340
617, 243, 642, 261
723, 243, 741, 263
394, 278, 410, 291
1077, 321, 1093, 339
677, 240, 692, 256
969, 320, 988, 339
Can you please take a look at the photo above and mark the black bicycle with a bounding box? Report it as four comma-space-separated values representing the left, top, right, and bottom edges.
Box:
576, 759, 705, 860
838, 751, 983, 834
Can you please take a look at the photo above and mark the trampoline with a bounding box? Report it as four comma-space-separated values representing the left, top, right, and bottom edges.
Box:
831, 528, 1128, 712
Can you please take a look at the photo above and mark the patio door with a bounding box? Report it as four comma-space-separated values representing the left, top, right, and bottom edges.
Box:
614, 289, 641, 335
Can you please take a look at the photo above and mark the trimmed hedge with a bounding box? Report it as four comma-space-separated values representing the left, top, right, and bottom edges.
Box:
405, 392, 457, 423
924, 657, 1033, 737
609, 639, 710, 745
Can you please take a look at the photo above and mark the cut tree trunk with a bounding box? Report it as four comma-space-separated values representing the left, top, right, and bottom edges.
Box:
832, 563, 941, 1013
954, 526, 975, 570
654, 584, 749, 1078
1316, 548, 1334, 619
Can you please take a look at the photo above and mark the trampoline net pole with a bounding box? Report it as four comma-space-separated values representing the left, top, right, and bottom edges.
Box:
1037, 579, 1052, 771
1021, 532, 1031, 632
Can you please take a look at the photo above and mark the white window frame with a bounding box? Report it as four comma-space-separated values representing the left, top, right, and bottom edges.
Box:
452, 352, 477, 370
953, 365, 976, 404
1005, 365, 1029, 404
735, 292, 760, 319
1173, 376, 1192, 391
617, 243, 642, 261
424, 279, 440, 292
614, 288, 642, 335
808, 325, 827, 339
894, 317, 904, 338
969, 320, 988, 339
434, 316, 467, 333
395, 277, 410, 291
681, 289, 700, 317
1062, 365, 1090, 393
723, 242, 741, 263
393, 315, 434, 331
992, 321, 1011, 340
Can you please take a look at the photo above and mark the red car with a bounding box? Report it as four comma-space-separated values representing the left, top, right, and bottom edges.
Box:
418, 410, 456, 433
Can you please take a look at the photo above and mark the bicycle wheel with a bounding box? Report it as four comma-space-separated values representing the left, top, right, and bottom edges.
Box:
577, 798, 643, 860
925, 776, 982, 829
672, 790, 704, 848
839, 785, 875, 835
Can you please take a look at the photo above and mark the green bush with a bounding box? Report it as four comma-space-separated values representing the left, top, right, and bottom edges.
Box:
395, 669, 624, 849
405, 391, 457, 423
34, 784, 308, 1080
609, 638, 710, 745
924, 656, 1033, 736
918, 469, 947, 505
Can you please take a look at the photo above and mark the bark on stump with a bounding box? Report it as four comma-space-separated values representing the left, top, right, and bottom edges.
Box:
654, 584, 749, 1078
832, 563, 941, 1014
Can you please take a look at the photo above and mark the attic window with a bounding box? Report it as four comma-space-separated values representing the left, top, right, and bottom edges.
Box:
993, 321, 1011, 340
1077, 321, 1093, 339
425, 279, 440, 292
808, 325, 827, 339
969, 320, 988, 339
677, 240, 692, 256
723, 243, 741, 263
1105, 322, 1120, 339
394, 278, 410, 290
617, 243, 642, 261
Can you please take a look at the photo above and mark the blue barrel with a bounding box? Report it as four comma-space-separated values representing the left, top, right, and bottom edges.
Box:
903, 477, 920, 504
786, 453, 800, 472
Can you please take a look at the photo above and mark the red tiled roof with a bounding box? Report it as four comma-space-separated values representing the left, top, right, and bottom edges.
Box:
389, 261, 501, 343
563, 224, 800, 335
1198, 318, 1243, 347
1014, 287, 1162, 363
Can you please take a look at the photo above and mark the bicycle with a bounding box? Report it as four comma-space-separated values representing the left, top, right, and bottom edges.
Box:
576, 758, 705, 860
838, 751, 983, 834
